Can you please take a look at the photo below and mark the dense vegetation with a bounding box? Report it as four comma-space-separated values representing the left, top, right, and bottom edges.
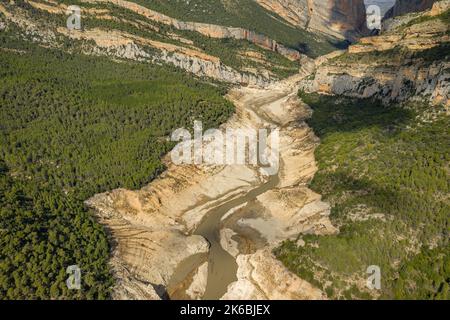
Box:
130, 0, 344, 57
0, 31, 233, 299
275, 93, 449, 300
11, 0, 299, 79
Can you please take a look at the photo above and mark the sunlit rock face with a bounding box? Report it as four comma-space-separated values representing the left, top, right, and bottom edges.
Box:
253, 0, 310, 27
309, 0, 369, 40
364, 0, 396, 16
384, 0, 436, 19
299, 3, 450, 109
254, 0, 369, 41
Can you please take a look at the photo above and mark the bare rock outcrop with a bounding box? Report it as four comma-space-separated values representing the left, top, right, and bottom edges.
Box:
384, 0, 436, 19
89, 0, 301, 60
307, 0, 369, 41
300, 4, 450, 108
85, 163, 262, 299
86, 68, 333, 300
221, 249, 325, 300
0, 2, 284, 86
382, 1, 446, 31
254, 0, 310, 27
55, 25, 274, 86
254, 0, 369, 41
186, 262, 209, 300
428, 0, 450, 15
84, 96, 268, 299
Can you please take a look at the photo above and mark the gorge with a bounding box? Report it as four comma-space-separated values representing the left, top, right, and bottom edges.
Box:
0, 0, 448, 301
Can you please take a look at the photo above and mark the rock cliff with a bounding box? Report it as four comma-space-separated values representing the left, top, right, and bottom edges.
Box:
90, 0, 302, 60
85, 68, 336, 300
384, 0, 436, 19
0, 2, 276, 86
254, 0, 369, 41
59, 27, 272, 86
221, 249, 326, 300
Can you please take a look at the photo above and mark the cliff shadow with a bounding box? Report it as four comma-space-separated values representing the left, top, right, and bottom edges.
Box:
299, 92, 415, 137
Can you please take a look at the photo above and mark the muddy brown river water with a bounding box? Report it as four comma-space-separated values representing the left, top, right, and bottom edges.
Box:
194, 172, 280, 300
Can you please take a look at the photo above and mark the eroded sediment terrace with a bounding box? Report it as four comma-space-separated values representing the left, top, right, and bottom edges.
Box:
86, 63, 338, 300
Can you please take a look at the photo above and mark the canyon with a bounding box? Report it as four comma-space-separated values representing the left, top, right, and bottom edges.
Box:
253, 0, 369, 41
86, 56, 338, 300
1, 0, 447, 301
84, 1, 448, 300
85, 0, 302, 60
300, 1, 450, 109
384, 0, 436, 19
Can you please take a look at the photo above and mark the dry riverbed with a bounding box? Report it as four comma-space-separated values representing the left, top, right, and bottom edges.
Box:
86, 66, 337, 300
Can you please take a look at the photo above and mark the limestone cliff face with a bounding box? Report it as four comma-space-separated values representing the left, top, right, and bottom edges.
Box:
302, 55, 449, 107
300, 3, 450, 108
221, 249, 326, 300
85, 72, 334, 300
308, 0, 369, 40
254, 0, 368, 41
365, 0, 396, 16
0, 3, 276, 87
384, 0, 436, 19
253, 0, 310, 27
92, 0, 301, 60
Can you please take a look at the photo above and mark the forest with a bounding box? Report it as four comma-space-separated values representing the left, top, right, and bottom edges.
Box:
128, 0, 344, 57
11, 0, 299, 79
275, 92, 449, 300
0, 30, 234, 299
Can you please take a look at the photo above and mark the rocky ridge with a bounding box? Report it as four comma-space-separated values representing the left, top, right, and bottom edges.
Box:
253, 0, 369, 41
86, 61, 337, 299
299, 1, 450, 108
0, 1, 279, 86
86, 0, 302, 61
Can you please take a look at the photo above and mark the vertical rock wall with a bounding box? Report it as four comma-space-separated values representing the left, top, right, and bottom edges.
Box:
254, 0, 369, 40
384, 0, 436, 19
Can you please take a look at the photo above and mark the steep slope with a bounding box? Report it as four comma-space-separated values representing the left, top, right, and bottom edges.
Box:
253, 0, 369, 41
0, 0, 303, 85
0, 0, 338, 301
0, 25, 239, 299
276, 1, 449, 300
127, 0, 353, 56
